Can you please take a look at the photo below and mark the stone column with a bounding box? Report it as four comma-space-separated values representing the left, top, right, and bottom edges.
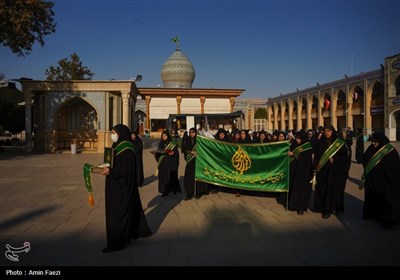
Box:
176, 96, 182, 129
273, 102, 278, 131
145, 96, 151, 131
105, 91, 110, 130
24, 90, 33, 152
176, 96, 182, 114
130, 94, 137, 132
346, 85, 353, 129
200, 96, 205, 114
307, 95, 312, 129
112, 96, 118, 128
331, 90, 337, 129
288, 99, 293, 130
267, 106, 273, 132
230, 97, 235, 112
248, 109, 252, 130
365, 80, 372, 131
297, 96, 302, 130
280, 101, 285, 130
121, 91, 130, 127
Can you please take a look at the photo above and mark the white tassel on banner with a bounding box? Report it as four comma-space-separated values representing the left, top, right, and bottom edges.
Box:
310, 173, 317, 188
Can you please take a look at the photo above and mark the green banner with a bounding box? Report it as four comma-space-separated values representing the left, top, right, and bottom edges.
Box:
195, 136, 290, 192
83, 163, 94, 193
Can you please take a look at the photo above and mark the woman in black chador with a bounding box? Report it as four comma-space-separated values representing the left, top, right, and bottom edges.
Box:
156, 130, 181, 197
183, 128, 209, 200
131, 130, 144, 187
362, 133, 400, 229
313, 124, 348, 219
288, 130, 313, 215
101, 124, 152, 253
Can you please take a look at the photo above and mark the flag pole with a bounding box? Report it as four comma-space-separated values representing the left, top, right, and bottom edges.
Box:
171, 36, 180, 51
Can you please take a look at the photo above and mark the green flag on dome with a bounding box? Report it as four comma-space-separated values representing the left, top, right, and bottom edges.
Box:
171, 36, 179, 43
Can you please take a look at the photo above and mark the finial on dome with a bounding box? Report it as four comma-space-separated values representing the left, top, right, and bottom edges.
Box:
170, 36, 180, 51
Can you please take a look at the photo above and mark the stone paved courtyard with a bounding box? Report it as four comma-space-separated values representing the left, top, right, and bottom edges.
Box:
1, 142, 400, 267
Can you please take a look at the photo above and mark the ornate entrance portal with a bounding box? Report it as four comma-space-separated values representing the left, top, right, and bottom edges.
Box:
56, 97, 98, 150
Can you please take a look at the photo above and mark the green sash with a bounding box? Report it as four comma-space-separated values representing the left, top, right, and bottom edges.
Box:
361, 143, 394, 182
186, 144, 197, 164
115, 140, 135, 156
315, 138, 345, 172
290, 142, 312, 163
310, 137, 345, 188
155, 141, 177, 176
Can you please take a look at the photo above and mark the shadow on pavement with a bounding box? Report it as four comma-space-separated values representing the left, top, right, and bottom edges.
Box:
0, 206, 57, 231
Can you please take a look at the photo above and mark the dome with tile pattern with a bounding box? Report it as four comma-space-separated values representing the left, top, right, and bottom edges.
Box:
161, 49, 195, 88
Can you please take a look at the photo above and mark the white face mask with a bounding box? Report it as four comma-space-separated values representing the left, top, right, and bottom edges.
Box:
111, 133, 118, 143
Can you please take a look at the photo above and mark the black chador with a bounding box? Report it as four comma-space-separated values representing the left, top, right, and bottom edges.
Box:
131, 130, 144, 187
103, 124, 151, 253
313, 125, 348, 219
362, 133, 400, 228
156, 131, 181, 197
288, 130, 313, 214
183, 128, 208, 200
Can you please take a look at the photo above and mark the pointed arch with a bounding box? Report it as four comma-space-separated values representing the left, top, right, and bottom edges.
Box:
135, 109, 147, 135
370, 81, 385, 134
350, 85, 364, 131
311, 94, 319, 130
395, 75, 400, 96
300, 97, 307, 129
388, 109, 400, 140
321, 92, 331, 127
55, 97, 98, 150
336, 89, 346, 129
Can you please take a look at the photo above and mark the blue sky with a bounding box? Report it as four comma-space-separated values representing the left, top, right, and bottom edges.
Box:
1, 0, 399, 98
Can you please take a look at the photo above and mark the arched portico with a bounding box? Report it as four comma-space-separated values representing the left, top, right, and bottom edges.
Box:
135, 110, 147, 135
388, 109, 400, 141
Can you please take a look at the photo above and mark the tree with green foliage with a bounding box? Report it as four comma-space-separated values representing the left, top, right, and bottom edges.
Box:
0, 0, 56, 57
45, 53, 95, 80
254, 108, 267, 119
